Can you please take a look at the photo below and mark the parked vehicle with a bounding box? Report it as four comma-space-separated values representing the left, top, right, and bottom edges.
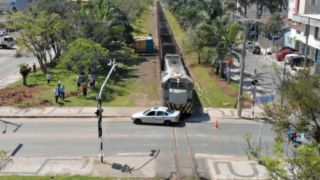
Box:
275, 49, 300, 61
131, 106, 181, 126
246, 41, 254, 49
285, 54, 304, 64
0, 36, 14, 49
279, 46, 298, 52
251, 46, 261, 54
289, 56, 304, 67
289, 67, 307, 76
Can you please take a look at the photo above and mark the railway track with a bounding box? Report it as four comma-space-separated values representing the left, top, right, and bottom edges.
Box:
156, 2, 198, 179
172, 118, 198, 179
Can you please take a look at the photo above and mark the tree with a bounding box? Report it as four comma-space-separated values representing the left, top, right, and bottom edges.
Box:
0, 150, 12, 171
12, 6, 17, 13
18, 63, 32, 86
252, 0, 288, 19
238, 0, 252, 18
58, 38, 109, 81
5, 10, 65, 73
244, 65, 320, 179
261, 12, 284, 39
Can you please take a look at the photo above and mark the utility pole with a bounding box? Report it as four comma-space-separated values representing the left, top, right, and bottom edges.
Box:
95, 59, 117, 163
252, 22, 257, 46
304, 18, 310, 67
237, 22, 248, 117
251, 68, 257, 116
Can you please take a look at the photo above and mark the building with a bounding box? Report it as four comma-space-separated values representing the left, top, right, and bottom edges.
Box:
288, 0, 320, 20
238, 2, 288, 19
0, 0, 30, 12
290, 14, 320, 62
284, 0, 320, 62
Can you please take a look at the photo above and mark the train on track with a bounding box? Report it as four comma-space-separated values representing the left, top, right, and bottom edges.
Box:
157, 2, 194, 115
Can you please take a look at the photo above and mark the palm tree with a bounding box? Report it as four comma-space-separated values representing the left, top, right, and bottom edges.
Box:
208, 15, 242, 84
18, 63, 32, 86
253, 0, 288, 19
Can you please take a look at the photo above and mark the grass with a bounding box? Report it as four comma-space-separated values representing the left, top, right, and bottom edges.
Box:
132, 9, 150, 37
10, 64, 139, 107
164, 10, 251, 108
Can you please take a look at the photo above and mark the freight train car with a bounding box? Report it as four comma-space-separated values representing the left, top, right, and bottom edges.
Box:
157, 2, 194, 115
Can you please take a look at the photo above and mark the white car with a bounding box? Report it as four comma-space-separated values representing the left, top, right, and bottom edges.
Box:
285, 54, 305, 64
289, 67, 306, 76
246, 41, 254, 49
131, 107, 181, 126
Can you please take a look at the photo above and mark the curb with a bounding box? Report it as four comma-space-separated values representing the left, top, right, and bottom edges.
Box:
0, 116, 132, 118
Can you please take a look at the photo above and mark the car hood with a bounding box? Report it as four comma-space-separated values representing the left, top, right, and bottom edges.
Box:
132, 111, 145, 118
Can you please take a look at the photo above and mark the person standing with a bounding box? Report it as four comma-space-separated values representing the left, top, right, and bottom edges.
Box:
53, 88, 59, 103
76, 75, 82, 90
90, 75, 94, 89
47, 74, 51, 85
92, 75, 96, 88
59, 85, 65, 100
224, 67, 228, 82
57, 81, 61, 97
82, 83, 88, 98
33, 63, 36, 75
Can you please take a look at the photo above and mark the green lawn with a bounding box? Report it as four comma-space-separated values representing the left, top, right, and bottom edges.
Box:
132, 9, 150, 37
164, 10, 251, 108
10, 64, 138, 107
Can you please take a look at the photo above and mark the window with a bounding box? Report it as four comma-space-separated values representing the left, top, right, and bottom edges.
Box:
11, 2, 15, 5
166, 109, 175, 114
311, 0, 316, 5
156, 111, 165, 116
170, 82, 177, 88
146, 111, 155, 116
315, 27, 319, 39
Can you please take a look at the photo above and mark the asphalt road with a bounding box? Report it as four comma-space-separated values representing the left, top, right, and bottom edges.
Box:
0, 48, 37, 82
0, 117, 275, 179
232, 48, 284, 99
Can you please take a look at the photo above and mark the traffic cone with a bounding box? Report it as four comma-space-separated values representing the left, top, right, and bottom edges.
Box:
214, 119, 219, 129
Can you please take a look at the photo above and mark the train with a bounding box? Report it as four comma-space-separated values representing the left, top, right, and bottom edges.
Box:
157, 1, 194, 114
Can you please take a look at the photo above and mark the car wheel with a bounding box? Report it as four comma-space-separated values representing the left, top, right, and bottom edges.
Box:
164, 120, 172, 126
3, 45, 7, 49
134, 119, 142, 124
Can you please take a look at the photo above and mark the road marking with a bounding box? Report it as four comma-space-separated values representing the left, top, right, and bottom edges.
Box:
195, 154, 235, 158
117, 153, 151, 156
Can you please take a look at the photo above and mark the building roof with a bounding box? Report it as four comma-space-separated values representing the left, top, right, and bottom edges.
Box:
296, 14, 320, 19
292, 14, 320, 27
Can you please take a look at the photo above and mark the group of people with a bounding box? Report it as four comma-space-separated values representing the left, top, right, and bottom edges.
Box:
76, 74, 96, 98
48, 72, 97, 103
53, 81, 65, 103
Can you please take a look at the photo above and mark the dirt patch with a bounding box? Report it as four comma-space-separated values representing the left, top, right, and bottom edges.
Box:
66, 91, 79, 97
0, 85, 48, 107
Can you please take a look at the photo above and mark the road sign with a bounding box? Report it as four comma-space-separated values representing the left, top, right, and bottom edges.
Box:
272, 36, 280, 41
254, 95, 275, 104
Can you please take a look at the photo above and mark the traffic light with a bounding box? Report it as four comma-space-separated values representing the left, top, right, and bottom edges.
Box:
252, 80, 258, 85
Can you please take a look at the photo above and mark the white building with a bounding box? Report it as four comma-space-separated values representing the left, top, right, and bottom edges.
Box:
288, 0, 320, 20
285, 0, 320, 62
289, 14, 320, 62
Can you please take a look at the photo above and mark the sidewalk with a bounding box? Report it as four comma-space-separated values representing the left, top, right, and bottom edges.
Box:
0, 106, 265, 119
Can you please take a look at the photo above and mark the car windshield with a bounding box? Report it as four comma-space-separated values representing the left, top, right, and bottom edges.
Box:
166, 109, 175, 114
143, 109, 151, 115
277, 51, 282, 54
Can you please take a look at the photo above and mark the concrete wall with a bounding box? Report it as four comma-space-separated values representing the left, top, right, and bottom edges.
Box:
298, 0, 307, 14
288, 0, 296, 19
0, 0, 9, 11
8, 0, 28, 12
305, 0, 320, 14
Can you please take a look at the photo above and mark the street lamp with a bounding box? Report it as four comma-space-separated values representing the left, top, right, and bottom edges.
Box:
96, 59, 117, 163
